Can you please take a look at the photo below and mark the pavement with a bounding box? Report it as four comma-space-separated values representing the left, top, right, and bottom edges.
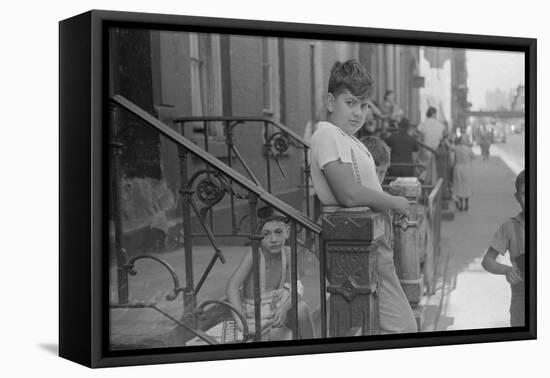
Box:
420, 137, 524, 331
110, 135, 525, 346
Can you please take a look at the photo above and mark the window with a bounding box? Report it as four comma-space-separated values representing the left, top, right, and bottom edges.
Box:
189, 33, 224, 141
262, 38, 280, 119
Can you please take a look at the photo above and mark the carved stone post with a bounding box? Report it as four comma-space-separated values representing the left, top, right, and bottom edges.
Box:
389, 178, 422, 307
322, 208, 385, 337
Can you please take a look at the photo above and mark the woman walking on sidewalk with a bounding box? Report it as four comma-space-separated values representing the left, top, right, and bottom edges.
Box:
448, 136, 475, 211
479, 126, 492, 161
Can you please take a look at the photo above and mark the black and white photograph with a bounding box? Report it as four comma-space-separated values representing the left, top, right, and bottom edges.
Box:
4, 0, 548, 376
104, 19, 532, 352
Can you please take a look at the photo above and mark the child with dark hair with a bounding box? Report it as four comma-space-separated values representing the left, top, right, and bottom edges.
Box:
310, 60, 417, 333
481, 170, 526, 326
360, 136, 391, 182
226, 206, 314, 340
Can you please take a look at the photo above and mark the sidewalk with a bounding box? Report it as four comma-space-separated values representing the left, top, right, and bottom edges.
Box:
420, 152, 521, 331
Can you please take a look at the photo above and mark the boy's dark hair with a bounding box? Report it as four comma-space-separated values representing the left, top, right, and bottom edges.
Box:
515, 170, 525, 192
426, 107, 437, 118
360, 136, 391, 167
256, 206, 289, 231
398, 117, 410, 131
328, 60, 374, 99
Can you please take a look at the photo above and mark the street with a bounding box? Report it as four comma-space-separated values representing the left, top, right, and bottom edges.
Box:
421, 133, 525, 331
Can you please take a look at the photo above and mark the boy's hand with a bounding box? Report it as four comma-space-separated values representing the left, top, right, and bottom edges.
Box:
505, 266, 523, 285
392, 196, 410, 216
270, 300, 291, 328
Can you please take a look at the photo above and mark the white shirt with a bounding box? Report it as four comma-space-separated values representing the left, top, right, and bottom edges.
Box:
418, 117, 445, 150
310, 121, 382, 206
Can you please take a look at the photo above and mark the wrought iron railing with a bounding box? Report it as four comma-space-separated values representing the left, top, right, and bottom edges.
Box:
173, 116, 318, 225
109, 95, 323, 345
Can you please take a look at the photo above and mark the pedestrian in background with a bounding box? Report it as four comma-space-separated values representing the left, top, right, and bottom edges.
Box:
446, 136, 475, 211
418, 106, 446, 183
383, 117, 419, 178
479, 125, 492, 161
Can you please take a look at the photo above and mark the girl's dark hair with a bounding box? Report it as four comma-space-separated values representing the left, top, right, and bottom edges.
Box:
328, 60, 374, 99
426, 106, 437, 118
515, 170, 525, 192
384, 90, 394, 100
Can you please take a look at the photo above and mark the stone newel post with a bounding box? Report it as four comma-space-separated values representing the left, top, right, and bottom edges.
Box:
389, 177, 423, 306
322, 208, 385, 337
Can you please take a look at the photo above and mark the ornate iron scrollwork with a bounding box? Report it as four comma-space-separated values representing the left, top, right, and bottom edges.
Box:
268, 132, 290, 157
124, 255, 185, 301
187, 169, 250, 220
196, 174, 225, 207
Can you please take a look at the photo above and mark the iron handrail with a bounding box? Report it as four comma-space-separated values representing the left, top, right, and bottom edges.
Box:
111, 95, 321, 235
173, 116, 311, 150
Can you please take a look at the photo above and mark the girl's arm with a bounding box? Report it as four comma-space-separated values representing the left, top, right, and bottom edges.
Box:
481, 247, 522, 284
323, 160, 409, 214
225, 250, 253, 313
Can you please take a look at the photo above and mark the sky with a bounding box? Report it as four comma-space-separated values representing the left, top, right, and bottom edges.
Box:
466, 49, 525, 110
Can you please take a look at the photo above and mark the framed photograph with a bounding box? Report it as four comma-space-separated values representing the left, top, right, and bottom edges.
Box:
59, 9, 536, 368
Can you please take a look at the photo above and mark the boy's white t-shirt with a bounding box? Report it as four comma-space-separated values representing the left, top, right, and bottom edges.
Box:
310, 121, 382, 206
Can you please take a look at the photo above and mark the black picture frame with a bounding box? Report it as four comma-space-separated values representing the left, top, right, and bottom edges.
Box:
59, 9, 536, 368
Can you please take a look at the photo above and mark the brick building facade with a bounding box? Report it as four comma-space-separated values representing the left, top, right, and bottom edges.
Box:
109, 28, 463, 253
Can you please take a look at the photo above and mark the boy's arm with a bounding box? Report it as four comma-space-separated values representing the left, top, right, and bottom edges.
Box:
481, 247, 522, 285
225, 251, 253, 314
323, 160, 409, 215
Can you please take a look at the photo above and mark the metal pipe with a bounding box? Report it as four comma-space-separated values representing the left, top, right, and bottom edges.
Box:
204, 121, 215, 233
304, 149, 311, 219
226, 121, 237, 234
231, 144, 262, 187
109, 103, 128, 304
189, 200, 227, 295
264, 122, 272, 192
178, 125, 196, 321
290, 222, 299, 339
319, 230, 327, 337
248, 194, 262, 341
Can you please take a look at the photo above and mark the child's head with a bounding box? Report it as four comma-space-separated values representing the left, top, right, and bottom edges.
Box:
398, 117, 411, 132
327, 60, 375, 135
361, 136, 391, 182
514, 170, 525, 212
426, 106, 437, 119
256, 206, 290, 254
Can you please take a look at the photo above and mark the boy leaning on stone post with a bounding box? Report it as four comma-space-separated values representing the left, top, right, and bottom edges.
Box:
310, 59, 417, 333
